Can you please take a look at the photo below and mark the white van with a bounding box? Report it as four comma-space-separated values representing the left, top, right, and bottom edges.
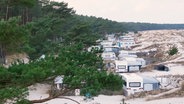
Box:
119, 73, 143, 96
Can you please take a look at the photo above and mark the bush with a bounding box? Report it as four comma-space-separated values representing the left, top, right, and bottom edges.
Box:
168, 46, 178, 56
102, 73, 123, 91
15, 99, 32, 104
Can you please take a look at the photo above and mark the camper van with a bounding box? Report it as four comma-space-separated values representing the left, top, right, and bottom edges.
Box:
114, 60, 128, 72
114, 58, 142, 73
118, 50, 137, 59
100, 41, 114, 47
119, 73, 143, 96
101, 52, 116, 61
103, 46, 120, 55
122, 57, 146, 67
117, 36, 135, 49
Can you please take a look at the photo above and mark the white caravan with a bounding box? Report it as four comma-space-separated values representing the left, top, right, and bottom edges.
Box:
118, 50, 137, 59
121, 57, 146, 67
101, 52, 116, 61
117, 36, 135, 49
114, 60, 128, 72
106, 34, 116, 41
115, 58, 142, 73
119, 73, 143, 96
100, 41, 114, 47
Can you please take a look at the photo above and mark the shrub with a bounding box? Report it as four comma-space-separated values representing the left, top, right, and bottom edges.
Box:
168, 46, 178, 56
15, 99, 32, 104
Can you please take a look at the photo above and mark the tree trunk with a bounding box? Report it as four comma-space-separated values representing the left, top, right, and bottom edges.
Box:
5, 5, 9, 20
26, 7, 29, 23
0, 44, 6, 65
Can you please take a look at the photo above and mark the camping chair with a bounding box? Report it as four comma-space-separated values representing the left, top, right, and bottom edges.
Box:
83, 92, 94, 101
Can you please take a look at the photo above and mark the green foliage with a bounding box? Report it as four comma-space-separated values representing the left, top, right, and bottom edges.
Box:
168, 46, 178, 56
0, 0, 125, 102
42, 1, 75, 18
15, 99, 32, 104
102, 73, 123, 91
0, 17, 29, 52
53, 44, 123, 96
0, 67, 13, 86
75, 15, 127, 34
0, 43, 123, 103
0, 87, 28, 103
16, 0, 36, 8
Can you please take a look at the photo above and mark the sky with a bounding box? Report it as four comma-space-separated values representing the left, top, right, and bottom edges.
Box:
53, 0, 184, 24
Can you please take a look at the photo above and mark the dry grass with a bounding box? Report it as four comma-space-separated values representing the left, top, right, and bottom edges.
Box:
181, 82, 184, 91
126, 89, 169, 100
146, 83, 184, 101
155, 90, 184, 100
99, 89, 123, 95
140, 65, 154, 72
131, 44, 142, 49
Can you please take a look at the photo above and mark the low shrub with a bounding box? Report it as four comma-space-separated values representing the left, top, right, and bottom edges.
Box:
168, 46, 178, 56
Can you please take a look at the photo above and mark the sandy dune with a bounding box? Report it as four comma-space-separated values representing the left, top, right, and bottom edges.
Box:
28, 30, 184, 104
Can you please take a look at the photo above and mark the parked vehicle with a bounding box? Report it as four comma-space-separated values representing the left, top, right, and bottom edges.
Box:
114, 59, 142, 73
103, 46, 120, 55
154, 64, 169, 71
119, 73, 143, 96
118, 50, 137, 59
100, 41, 114, 47
101, 52, 117, 61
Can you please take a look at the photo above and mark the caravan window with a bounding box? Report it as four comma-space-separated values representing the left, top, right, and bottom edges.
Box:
118, 65, 126, 69
129, 82, 141, 87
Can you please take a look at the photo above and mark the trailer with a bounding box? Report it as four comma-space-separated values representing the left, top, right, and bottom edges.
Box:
114, 60, 128, 72
117, 36, 135, 49
100, 41, 114, 47
114, 59, 141, 73
119, 73, 143, 96
101, 52, 116, 61
103, 46, 120, 55
118, 50, 137, 59
115, 57, 145, 73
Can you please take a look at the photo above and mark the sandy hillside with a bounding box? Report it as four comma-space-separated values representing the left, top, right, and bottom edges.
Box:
28, 30, 184, 104
134, 30, 184, 62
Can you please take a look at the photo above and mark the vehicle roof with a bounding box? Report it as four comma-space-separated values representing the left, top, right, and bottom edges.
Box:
119, 73, 143, 82
141, 76, 159, 83
114, 60, 127, 64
